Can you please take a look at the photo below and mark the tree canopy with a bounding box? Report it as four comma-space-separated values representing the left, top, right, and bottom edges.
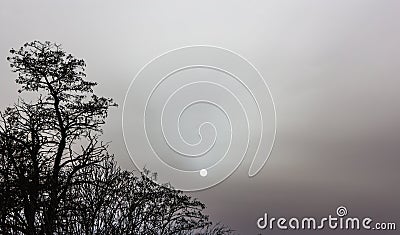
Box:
0, 41, 233, 235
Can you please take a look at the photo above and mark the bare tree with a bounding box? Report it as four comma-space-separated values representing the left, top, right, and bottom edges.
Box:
1, 41, 115, 234
0, 41, 234, 235
59, 160, 215, 234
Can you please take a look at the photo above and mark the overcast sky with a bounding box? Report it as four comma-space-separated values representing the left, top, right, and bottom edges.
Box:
1, 1, 400, 234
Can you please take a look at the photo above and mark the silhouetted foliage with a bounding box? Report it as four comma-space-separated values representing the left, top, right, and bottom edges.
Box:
0, 41, 234, 235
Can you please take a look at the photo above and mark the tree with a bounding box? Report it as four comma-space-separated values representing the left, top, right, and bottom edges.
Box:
1, 40, 115, 234
0, 41, 234, 235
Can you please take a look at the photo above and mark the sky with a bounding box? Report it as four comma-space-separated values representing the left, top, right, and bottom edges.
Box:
1, 1, 400, 234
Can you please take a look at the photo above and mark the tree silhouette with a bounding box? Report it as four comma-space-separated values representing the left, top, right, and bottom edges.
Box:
0, 41, 234, 235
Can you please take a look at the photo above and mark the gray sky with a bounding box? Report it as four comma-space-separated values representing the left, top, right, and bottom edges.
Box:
1, 0, 400, 234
